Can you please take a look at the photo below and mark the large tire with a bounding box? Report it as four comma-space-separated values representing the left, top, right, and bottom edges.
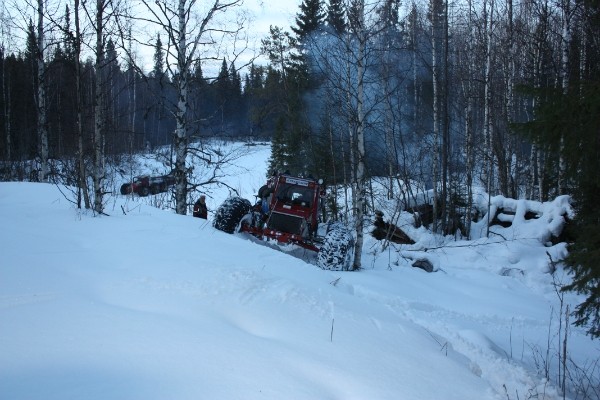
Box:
317, 224, 355, 271
213, 197, 252, 234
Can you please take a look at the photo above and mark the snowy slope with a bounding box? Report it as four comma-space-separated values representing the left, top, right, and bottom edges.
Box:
0, 144, 597, 400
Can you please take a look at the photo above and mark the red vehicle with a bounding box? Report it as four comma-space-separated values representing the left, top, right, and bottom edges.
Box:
120, 173, 176, 197
212, 173, 354, 270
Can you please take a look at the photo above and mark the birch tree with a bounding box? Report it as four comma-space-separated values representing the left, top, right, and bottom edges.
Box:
557, 0, 572, 195
0, 4, 12, 165
483, 0, 494, 236
36, 0, 48, 182
72, 0, 91, 208
139, 0, 244, 215
347, 0, 369, 270
430, 0, 444, 233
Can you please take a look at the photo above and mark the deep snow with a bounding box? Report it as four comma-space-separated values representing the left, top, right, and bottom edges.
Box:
1, 142, 598, 400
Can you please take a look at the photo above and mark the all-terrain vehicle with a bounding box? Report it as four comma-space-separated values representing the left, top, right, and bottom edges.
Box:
212, 173, 355, 270
120, 173, 176, 197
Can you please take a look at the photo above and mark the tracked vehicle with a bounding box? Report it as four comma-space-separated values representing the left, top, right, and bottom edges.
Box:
212, 173, 354, 270
120, 173, 176, 197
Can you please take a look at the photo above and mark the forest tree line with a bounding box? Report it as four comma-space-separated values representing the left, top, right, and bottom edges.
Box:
0, 29, 282, 163
1, 0, 599, 335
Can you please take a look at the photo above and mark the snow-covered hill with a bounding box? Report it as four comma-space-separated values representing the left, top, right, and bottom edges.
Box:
1, 143, 597, 400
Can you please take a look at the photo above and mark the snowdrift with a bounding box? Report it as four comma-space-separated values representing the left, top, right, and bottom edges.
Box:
0, 144, 597, 400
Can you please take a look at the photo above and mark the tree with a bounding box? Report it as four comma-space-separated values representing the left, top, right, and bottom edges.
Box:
292, 0, 325, 43
0, 2, 13, 164
152, 34, 165, 80
347, 0, 367, 270
326, 0, 346, 35
429, 0, 449, 233
523, 82, 600, 338
139, 0, 245, 215
261, 26, 307, 173
73, 0, 91, 209
35, 0, 48, 182
518, 0, 600, 332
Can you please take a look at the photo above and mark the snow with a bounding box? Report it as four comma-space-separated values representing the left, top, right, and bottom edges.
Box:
1, 143, 598, 400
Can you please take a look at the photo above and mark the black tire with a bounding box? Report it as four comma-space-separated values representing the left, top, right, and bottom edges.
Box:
120, 183, 132, 195
317, 224, 355, 271
213, 197, 252, 233
150, 184, 160, 195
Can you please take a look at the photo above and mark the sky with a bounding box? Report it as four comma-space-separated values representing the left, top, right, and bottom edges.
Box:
135, 0, 303, 75
248, 0, 301, 33
1, 0, 301, 77
1, 141, 598, 400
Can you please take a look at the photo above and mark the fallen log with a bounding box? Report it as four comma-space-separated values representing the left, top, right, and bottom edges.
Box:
371, 211, 416, 245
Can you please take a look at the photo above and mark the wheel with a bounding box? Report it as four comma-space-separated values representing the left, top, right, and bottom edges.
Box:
150, 184, 160, 195
120, 183, 132, 195
138, 186, 150, 197
316, 224, 355, 271
213, 197, 252, 233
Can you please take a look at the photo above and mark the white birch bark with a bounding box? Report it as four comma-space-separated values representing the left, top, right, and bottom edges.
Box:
37, 0, 48, 182
92, 0, 105, 214
352, 0, 366, 271
74, 0, 90, 209
464, 0, 475, 239
558, 0, 571, 194
2, 48, 10, 162
431, 0, 442, 233
174, 0, 188, 215
483, 0, 494, 237
140, 0, 243, 215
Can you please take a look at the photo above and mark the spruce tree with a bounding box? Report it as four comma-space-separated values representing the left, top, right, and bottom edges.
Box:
216, 58, 230, 100
560, 82, 600, 338
327, 0, 346, 35
292, 0, 325, 43
521, 82, 600, 338
152, 34, 165, 80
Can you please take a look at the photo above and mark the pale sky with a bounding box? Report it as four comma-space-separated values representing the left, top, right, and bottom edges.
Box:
248, 0, 301, 34
235, 0, 302, 72
131, 0, 302, 77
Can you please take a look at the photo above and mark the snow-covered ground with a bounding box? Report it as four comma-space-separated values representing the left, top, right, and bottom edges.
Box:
1, 142, 598, 400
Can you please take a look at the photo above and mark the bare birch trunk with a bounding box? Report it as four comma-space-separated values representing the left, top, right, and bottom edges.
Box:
579, 20, 586, 90
352, 0, 366, 271
484, 0, 494, 237
174, 0, 189, 215
531, 16, 543, 201
385, 88, 394, 200
74, 0, 90, 209
504, 0, 516, 197
441, 0, 449, 233
483, 0, 494, 176
411, 7, 418, 135
431, 0, 442, 233
558, 0, 570, 195
328, 111, 338, 221
464, 0, 475, 239
2, 51, 11, 162
37, 0, 48, 182
346, 38, 355, 220
93, 0, 105, 214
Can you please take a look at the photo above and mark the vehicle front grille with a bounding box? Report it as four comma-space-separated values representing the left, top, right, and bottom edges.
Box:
267, 212, 304, 236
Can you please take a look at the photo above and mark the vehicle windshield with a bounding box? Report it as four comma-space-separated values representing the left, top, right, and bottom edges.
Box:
275, 184, 314, 206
